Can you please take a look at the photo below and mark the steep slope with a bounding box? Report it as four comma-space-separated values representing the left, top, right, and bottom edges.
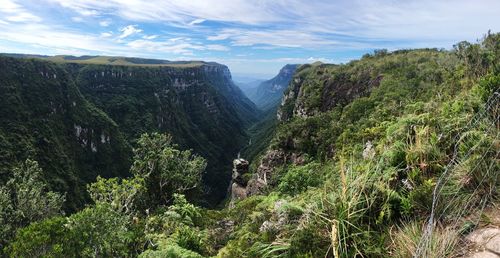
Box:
0, 54, 260, 207
65, 62, 259, 204
247, 64, 298, 111
216, 36, 499, 257
0, 56, 131, 211
234, 79, 264, 100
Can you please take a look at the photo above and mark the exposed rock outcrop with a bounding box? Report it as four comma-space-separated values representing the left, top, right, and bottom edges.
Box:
230, 159, 250, 204
278, 65, 382, 122
244, 149, 306, 198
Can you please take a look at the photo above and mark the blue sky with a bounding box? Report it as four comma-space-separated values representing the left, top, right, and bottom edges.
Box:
0, 0, 499, 78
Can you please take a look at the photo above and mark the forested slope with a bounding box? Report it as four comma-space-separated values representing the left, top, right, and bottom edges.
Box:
2, 33, 499, 257
0, 55, 259, 211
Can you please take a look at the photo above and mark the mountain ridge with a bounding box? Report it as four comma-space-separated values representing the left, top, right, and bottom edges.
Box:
246, 64, 299, 111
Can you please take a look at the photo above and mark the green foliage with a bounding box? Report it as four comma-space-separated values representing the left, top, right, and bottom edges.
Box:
478, 73, 500, 101
278, 162, 323, 195
212, 33, 500, 257
6, 216, 67, 257
139, 244, 204, 258
64, 204, 135, 257
142, 194, 208, 256
131, 133, 206, 207
167, 194, 202, 226
0, 159, 64, 249
0, 56, 132, 211
7, 204, 136, 257
70, 62, 258, 204
88, 175, 144, 214
173, 225, 208, 254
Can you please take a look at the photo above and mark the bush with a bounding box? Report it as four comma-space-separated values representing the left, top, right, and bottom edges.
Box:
278, 163, 323, 195
139, 244, 203, 258
6, 216, 67, 257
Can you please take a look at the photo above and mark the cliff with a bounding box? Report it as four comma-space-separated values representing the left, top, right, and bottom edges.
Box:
0, 56, 131, 211
0, 55, 260, 208
247, 64, 299, 111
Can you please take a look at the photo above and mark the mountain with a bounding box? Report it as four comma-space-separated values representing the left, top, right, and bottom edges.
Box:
234, 79, 264, 100
0, 54, 260, 208
247, 64, 299, 110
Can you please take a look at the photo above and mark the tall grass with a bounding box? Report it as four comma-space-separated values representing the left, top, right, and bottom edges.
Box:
390, 221, 459, 258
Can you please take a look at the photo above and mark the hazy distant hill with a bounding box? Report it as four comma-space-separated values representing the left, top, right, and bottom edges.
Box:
246, 64, 299, 110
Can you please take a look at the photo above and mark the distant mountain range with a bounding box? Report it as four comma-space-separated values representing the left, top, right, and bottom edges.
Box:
238, 64, 299, 111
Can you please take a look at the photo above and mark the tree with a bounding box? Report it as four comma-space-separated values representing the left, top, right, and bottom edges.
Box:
0, 159, 64, 246
64, 203, 134, 257
88, 175, 145, 214
6, 216, 68, 257
7, 204, 136, 257
131, 133, 206, 207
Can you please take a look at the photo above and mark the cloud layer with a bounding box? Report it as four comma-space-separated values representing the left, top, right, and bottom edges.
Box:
0, 0, 499, 76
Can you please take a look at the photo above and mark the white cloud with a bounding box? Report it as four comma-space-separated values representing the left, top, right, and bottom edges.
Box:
0, 0, 42, 22
127, 39, 197, 55
46, 0, 283, 24
1, 0, 500, 77
169, 37, 186, 42
0, 23, 126, 54
209, 28, 342, 48
44, 0, 500, 48
5, 12, 41, 22
126, 38, 230, 55
143, 35, 158, 40
100, 32, 113, 38
206, 44, 230, 51
207, 33, 231, 41
77, 8, 98, 16
71, 16, 83, 22
99, 20, 111, 27
0, 0, 23, 13
188, 18, 205, 26
119, 25, 142, 39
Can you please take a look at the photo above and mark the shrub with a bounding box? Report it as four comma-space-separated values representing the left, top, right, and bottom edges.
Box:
278, 163, 323, 195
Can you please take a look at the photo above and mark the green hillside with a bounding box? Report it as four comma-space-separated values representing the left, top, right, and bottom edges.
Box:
65, 62, 258, 204
0, 57, 132, 212
1, 33, 499, 257
0, 55, 259, 211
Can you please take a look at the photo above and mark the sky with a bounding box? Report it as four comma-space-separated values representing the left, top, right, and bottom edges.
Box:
0, 0, 499, 78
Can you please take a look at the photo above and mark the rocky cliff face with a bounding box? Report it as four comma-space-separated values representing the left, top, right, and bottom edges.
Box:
0, 56, 260, 208
67, 62, 259, 204
244, 62, 385, 197
247, 64, 299, 111
229, 159, 250, 204
0, 57, 131, 211
278, 63, 381, 121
